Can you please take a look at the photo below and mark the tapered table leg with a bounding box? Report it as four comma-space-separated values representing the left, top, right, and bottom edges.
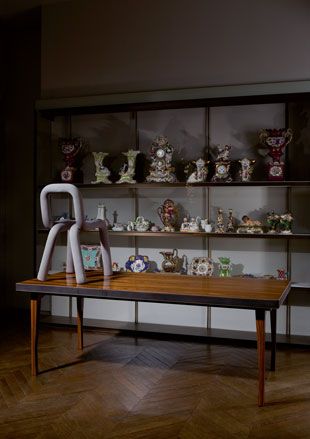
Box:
31, 296, 42, 376
256, 309, 266, 407
76, 297, 84, 350
270, 309, 276, 371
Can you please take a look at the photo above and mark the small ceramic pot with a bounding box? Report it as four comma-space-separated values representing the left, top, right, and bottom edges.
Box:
204, 224, 212, 233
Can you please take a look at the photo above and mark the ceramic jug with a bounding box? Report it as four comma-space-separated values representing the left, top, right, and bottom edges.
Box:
160, 249, 178, 273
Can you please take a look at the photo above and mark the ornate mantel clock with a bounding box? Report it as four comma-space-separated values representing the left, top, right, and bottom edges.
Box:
211, 145, 232, 183
146, 136, 177, 183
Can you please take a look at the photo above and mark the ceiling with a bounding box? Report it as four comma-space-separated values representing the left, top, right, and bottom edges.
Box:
0, 0, 65, 16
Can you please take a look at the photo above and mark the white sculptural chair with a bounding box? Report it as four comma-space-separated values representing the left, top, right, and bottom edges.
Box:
37, 183, 112, 284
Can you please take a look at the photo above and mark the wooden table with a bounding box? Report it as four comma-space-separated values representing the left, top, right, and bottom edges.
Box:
16, 271, 291, 406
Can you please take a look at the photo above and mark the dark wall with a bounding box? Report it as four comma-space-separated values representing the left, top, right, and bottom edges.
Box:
1, 9, 41, 314
42, 0, 310, 97
0, 24, 5, 313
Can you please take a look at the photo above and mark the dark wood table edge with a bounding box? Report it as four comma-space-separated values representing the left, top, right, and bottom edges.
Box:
17, 282, 289, 310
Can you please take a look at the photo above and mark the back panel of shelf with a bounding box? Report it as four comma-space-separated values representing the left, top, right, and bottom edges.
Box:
288, 101, 310, 181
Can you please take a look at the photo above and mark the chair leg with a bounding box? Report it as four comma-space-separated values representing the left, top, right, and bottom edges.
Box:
66, 230, 74, 273
69, 223, 86, 284
37, 223, 67, 281
99, 226, 112, 276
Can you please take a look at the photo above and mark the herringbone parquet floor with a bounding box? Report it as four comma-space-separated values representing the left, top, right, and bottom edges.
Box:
0, 321, 310, 439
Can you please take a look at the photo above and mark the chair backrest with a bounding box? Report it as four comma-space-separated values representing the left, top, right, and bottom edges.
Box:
40, 183, 85, 229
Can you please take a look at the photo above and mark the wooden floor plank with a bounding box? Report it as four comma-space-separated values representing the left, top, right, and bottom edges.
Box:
0, 321, 309, 438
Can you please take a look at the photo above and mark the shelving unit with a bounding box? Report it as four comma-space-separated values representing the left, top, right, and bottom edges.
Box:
35, 81, 310, 337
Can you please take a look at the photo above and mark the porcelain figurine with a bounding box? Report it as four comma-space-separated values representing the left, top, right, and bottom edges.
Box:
112, 262, 121, 272
189, 257, 214, 276
126, 221, 135, 231
218, 257, 232, 277
186, 158, 208, 183
259, 128, 293, 181
91, 152, 112, 184
151, 225, 160, 232
157, 199, 178, 232
180, 217, 190, 232
180, 216, 202, 232
266, 211, 280, 233
134, 216, 151, 232
279, 212, 293, 234
215, 208, 225, 233
188, 217, 200, 232
146, 136, 177, 183
112, 223, 125, 231
96, 203, 111, 228
59, 137, 85, 183
237, 215, 264, 234
116, 149, 140, 184
160, 249, 178, 273
239, 158, 255, 182
211, 145, 232, 183
226, 209, 234, 232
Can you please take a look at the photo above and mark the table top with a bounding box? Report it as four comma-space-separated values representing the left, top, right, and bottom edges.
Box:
16, 272, 291, 309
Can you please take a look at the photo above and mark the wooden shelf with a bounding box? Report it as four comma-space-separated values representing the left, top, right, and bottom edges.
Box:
291, 283, 310, 290
38, 181, 310, 190
109, 231, 310, 239
37, 229, 310, 239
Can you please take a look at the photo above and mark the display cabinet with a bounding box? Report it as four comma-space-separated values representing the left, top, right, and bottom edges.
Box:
35, 81, 310, 338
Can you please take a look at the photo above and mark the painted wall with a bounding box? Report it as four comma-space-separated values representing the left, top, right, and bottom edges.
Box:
41, 0, 310, 97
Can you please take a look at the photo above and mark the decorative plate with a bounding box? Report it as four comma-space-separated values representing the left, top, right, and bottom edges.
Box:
125, 255, 150, 273
81, 245, 101, 270
188, 257, 213, 276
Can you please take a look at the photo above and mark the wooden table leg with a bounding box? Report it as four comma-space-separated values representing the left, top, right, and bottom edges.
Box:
31, 296, 41, 376
270, 309, 276, 372
256, 309, 266, 407
76, 297, 84, 350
